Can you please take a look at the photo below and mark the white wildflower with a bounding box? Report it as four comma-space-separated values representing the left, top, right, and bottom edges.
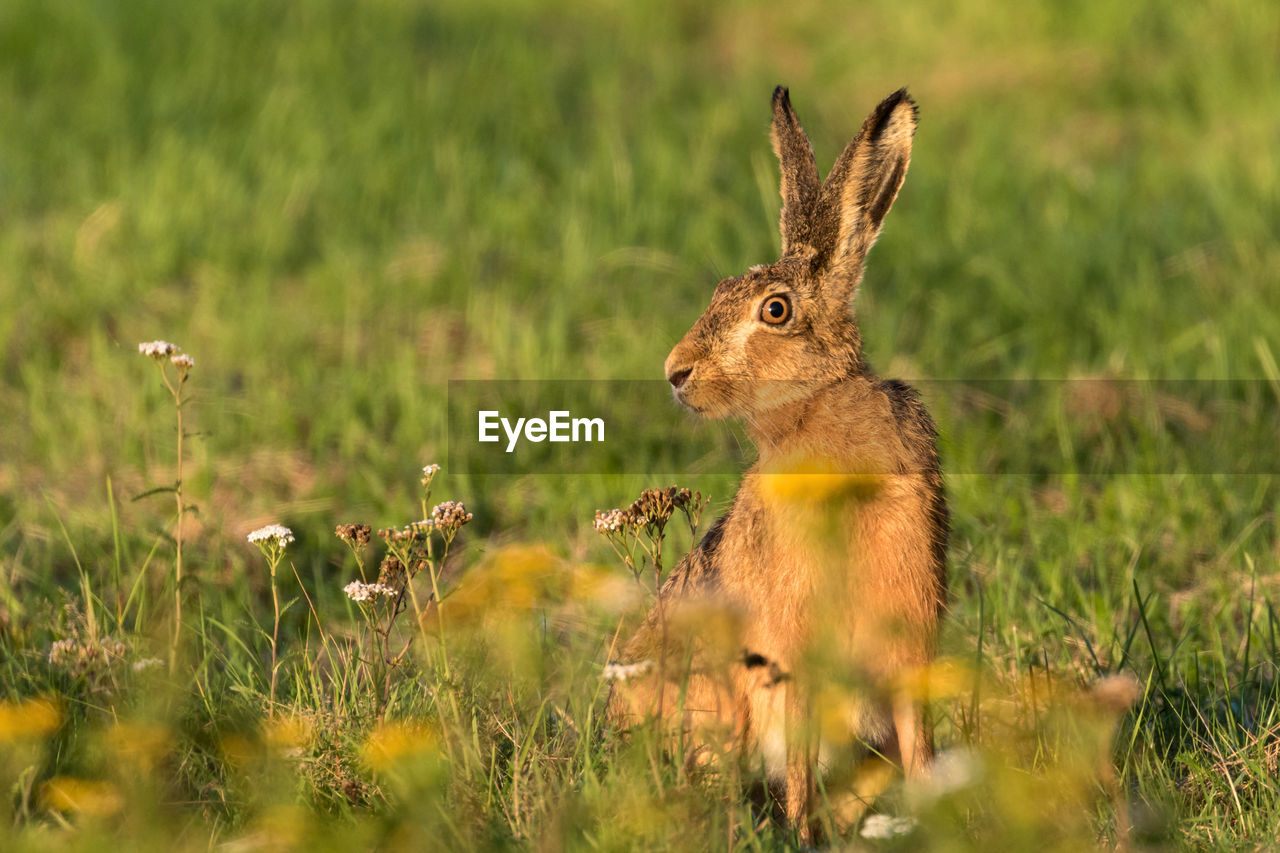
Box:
602, 660, 654, 682
132, 657, 165, 672
49, 639, 79, 665
138, 340, 179, 358
860, 814, 918, 839
422, 463, 440, 479
343, 581, 397, 603
907, 747, 983, 804
170, 353, 194, 370
593, 508, 629, 533
247, 524, 295, 547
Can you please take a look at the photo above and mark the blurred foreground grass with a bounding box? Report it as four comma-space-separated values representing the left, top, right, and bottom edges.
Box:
1, 0, 1279, 849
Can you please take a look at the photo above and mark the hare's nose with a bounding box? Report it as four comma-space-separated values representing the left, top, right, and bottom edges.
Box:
667, 367, 692, 389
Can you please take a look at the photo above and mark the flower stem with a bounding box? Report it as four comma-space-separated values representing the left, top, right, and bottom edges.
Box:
269, 556, 280, 712
169, 371, 185, 673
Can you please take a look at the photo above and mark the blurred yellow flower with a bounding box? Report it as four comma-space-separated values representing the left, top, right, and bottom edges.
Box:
264, 714, 313, 756
253, 804, 310, 848
220, 733, 258, 768
0, 697, 62, 741
755, 455, 883, 505
104, 721, 172, 770
40, 776, 124, 817
446, 543, 562, 625
892, 658, 979, 702
361, 721, 438, 772
565, 562, 638, 611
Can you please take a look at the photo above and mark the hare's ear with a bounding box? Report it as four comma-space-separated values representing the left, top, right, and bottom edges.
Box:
818, 88, 917, 291
770, 86, 821, 256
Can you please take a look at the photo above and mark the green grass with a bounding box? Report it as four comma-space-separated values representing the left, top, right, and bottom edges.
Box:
2, 0, 1279, 849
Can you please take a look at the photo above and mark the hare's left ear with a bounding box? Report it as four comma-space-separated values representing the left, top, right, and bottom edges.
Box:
770, 87, 822, 256
818, 88, 917, 289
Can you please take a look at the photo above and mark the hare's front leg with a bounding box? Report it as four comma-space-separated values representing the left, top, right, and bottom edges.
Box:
782, 684, 818, 842
892, 695, 933, 776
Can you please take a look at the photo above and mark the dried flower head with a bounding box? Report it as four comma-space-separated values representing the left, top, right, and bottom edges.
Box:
601, 660, 654, 682
170, 353, 194, 370
138, 340, 179, 359
595, 487, 704, 536
334, 523, 372, 546
627, 487, 695, 527
248, 524, 295, 548
431, 501, 473, 533
377, 555, 406, 589
343, 581, 397, 603
378, 524, 423, 544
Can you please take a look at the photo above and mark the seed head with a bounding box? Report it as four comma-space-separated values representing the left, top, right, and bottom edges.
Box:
377, 555, 406, 589
334, 523, 372, 546
378, 524, 423, 544
431, 501, 473, 533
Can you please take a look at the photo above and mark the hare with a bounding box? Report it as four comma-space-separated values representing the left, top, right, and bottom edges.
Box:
606, 87, 948, 837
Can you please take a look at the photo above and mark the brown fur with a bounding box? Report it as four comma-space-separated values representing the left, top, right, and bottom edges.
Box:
607, 88, 948, 840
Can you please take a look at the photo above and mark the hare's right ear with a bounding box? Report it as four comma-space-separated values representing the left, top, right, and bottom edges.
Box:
770, 86, 821, 256
817, 89, 918, 294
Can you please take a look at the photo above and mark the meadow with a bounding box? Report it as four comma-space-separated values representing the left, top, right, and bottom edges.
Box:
2, 0, 1279, 849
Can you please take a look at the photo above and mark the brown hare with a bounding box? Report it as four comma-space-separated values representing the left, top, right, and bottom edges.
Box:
606, 87, 948, 838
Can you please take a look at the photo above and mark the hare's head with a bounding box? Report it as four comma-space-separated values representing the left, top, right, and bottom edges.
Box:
665, 87, 917, 421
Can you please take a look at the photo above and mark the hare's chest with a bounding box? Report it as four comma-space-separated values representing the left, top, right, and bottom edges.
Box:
715, 492, 839, 661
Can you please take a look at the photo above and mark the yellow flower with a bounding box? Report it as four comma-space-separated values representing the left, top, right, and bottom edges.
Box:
755, 455, 884, 505
220, 733, 258, 768
0, 697, 62, 741
446, 543, 562, 626
361, 721, 438, 772
264, 714, 313, 756
40, 777, 124, 817
104, 721, 172, 770
891, 658, 979, 702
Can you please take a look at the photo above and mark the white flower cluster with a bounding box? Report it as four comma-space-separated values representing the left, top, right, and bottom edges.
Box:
48, 639, 79, 664
859, 814, 918, 840
601, 660, 654, 682
247, 524, 295, 547
422, 463, 440, 479
48, 637, 128, 668
593, 508, 629, 533
138, 340, 178, 358
170, 353, 194, 370
343, 581, 397, 602
132, 657, 165, 672
907, 748, 982, 803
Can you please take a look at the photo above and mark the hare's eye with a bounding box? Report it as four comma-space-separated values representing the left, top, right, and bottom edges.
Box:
760, 295, 792, 325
